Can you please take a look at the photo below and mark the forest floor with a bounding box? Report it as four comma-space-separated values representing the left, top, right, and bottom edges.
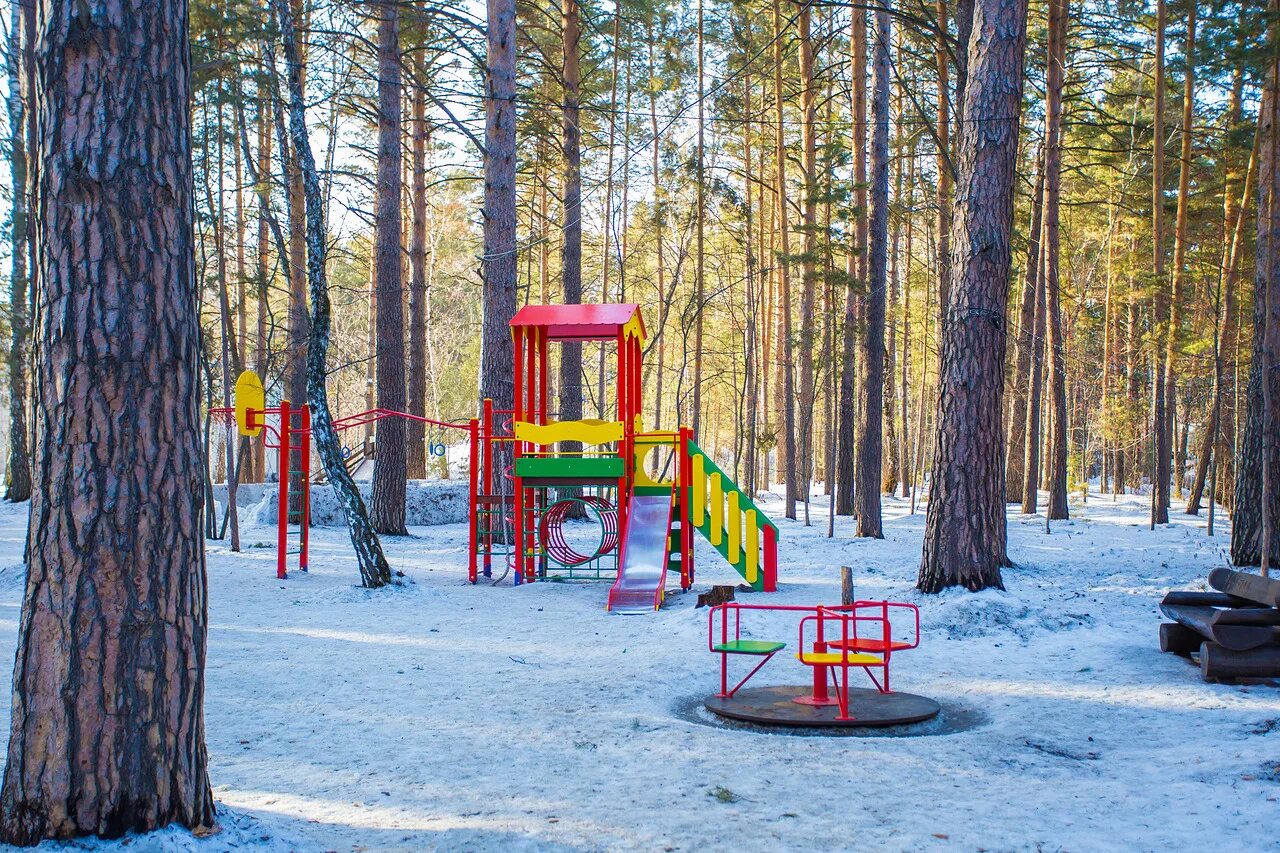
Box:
0, 489, 1276, 852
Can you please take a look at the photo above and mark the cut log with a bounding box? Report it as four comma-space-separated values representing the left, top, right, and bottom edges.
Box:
1212, 608, 1280, 628
1207, 567, 1280, 608
1199, 641, 1280, 681
1160, 603, 1279, 651
1160, 590, 1251, 608
1160, 622, 1202, 656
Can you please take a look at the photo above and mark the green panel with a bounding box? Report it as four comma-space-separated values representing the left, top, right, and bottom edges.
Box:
712, 640, 786, 655
514, 455, 624, 481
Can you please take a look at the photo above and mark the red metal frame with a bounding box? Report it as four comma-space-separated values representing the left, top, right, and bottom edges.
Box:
215, 400, 475, 581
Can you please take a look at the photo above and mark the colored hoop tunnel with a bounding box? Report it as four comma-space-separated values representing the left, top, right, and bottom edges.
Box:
538, 496, 619, 566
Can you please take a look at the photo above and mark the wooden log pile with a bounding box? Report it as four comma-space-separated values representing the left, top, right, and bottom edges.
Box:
1159, 568, 1280, 682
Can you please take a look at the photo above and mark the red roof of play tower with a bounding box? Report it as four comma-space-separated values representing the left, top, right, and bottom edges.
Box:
509, 303, 645, 342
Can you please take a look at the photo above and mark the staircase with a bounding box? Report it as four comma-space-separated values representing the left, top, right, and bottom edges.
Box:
685, 440, 778, 592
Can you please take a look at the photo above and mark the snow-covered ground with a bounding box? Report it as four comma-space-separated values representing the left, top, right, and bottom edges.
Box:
0, 490, 1276, 852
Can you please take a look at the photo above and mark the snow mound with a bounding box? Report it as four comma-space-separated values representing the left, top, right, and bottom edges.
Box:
925, 588, 1095, 640
244, 479, 468, 527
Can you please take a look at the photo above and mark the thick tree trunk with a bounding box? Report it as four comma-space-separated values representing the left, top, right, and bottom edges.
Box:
370, 0, 407, 535
406, 56, 429, 481
855, 6, 891, 539
1259, 21, 1280, 576
1043, 0, 1069, 521
273, 0, 393, 588
0, 0, 216, 838
1151, 0, 1171, 525
918, 0, 1027, 592
4, 0, 31, 504
480, 0, 518, 416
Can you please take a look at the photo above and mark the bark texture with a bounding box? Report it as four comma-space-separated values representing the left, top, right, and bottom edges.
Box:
918, 0, 1027, 592
1043, 0, 1069, 521
406, 56, 428, 481
370, 0, 407, 535
0, 0, 216, 839
4, 0, 31, 503
855, 5, 891, 538
481, 0, 518, 414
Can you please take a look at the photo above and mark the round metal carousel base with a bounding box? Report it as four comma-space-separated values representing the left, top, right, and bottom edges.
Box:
705, 685, 941, 728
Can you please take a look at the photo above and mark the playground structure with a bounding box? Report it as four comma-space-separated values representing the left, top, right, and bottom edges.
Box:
703, 601, 937, 727
473, 303, 779, 612
221, 302, 778, 611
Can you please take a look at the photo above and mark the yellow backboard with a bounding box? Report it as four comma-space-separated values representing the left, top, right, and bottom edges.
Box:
234, 370, 266, 437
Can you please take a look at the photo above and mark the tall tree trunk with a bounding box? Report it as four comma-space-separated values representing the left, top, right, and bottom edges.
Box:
1043, 0, 1069, 521
1021, 219, 1047, 513
4, 0, 31, 503
856, 5, 891, 538
883, 85, 902, 496
692, 0, 706, 437
370, 0, 407, 535
252, 69, 270, 484
934, 0, 953, 331
284, 0, 309, 410
560, 0, 583, 433
919, 0, 1027, 592
1006, 148, 1044, 503
0, 0, 216, 837
797, 4, 817, 510
1165, 2, 1196, 506
835, 5, 865, 516
1151, 0, 1171, 525
406, 53, 429, 480
480, 0, 518, 418
774, 0, 798, 519
1253, 10, 1280, 575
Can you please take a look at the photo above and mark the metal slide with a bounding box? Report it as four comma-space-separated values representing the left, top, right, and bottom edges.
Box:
606, 491, 675, 614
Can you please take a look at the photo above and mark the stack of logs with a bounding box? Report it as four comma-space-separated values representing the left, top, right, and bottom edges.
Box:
1159, 568, 1280, 681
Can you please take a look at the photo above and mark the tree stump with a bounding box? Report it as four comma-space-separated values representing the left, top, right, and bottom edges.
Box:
697, 585, 737, 608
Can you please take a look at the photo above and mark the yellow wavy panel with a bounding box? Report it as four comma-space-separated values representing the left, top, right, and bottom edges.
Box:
512, 419, 624, 447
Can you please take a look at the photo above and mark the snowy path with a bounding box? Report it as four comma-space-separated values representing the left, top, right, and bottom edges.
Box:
0, 492, 1276, 852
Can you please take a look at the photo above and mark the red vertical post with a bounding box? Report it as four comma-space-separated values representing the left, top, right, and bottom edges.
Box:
482, 397, 494, 578
763, 525, 777, 592
513, 328, 525, 584
469, 417, 479, 583
299, 405, 311, 571
538, 328, 548, 425
276, 400, 291, 580
680, 426, 694, 588
524, 328, 537, 582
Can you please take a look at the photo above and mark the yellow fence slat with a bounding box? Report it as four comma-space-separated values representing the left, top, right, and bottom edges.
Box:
744, 509, 758, 584
727, 490, 740, 564
709, 473, 723, 546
